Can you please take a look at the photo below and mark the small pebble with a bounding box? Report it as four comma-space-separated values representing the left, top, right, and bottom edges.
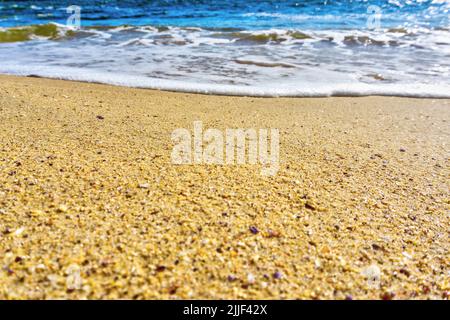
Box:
227, 275, 237, 282
273, 271, 283, 279
381, 291, 395, 300
36, 264, 46, 271
155, 265, 166, 272
402, 251, 413, 260
249, 226, 259, 234
13, 227, 25, 236
314, 258, 322, 269
267, 229, 281, 238
422, 285, 431, 294
305, 201, 316, 210
399, 268, 410, 277
372, 243, 383, 251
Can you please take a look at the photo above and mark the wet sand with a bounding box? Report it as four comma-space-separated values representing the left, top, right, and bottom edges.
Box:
0, 75, 448, 299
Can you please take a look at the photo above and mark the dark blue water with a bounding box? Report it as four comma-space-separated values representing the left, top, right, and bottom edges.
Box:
0, 1, 449, 97
1, 0, 448, 29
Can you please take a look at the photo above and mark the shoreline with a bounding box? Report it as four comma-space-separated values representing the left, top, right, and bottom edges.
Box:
0, 72, 449, 99
0, 74, 449, 299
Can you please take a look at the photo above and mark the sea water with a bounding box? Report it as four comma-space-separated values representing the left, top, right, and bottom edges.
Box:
0, 0, 449, 97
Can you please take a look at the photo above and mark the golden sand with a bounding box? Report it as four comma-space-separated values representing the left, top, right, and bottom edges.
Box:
0, 75, 448, 299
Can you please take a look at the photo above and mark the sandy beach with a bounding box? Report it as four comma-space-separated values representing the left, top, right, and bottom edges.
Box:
0, 74, 448, 299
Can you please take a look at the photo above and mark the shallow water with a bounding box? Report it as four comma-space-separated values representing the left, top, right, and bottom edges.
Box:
0, 0, 449, 97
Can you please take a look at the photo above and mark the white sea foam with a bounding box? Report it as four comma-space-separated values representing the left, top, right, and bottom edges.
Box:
1, 64, 449, 98
0, 25, 449, 98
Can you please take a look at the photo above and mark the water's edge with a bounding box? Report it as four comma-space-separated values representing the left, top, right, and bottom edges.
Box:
2, 69, 449, 99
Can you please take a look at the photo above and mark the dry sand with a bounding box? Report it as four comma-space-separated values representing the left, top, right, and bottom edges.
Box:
0, 75, 448, 299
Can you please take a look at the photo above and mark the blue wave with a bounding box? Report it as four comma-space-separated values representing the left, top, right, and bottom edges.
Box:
0, 0, 448, 30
